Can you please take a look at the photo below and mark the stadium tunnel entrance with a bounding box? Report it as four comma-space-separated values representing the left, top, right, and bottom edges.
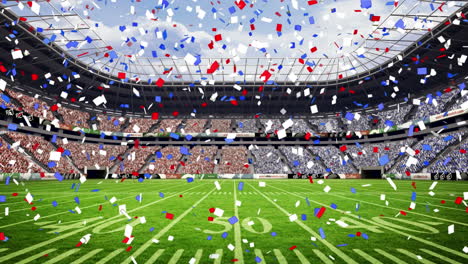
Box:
361, 168, 383, 179
86, 170, 108, 179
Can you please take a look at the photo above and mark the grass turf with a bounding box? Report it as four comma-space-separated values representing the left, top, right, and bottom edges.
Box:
0, 179, 467, 264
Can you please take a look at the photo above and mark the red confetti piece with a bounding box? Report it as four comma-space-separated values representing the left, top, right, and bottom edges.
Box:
155, 78, 165, 87
118, 72, 126, 79
289, 245, 297, 250
209, 208, 215, 213
208, 217, 214, 221
126, 246, 132, 252
441, 200, 446, 204
12, 193, 18, 196
316, 207, 326, 218
98, 205, 102, 211
166, 213, 174, 220
455, 197, 463, 205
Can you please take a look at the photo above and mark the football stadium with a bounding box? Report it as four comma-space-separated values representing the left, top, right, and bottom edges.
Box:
0, 0, 467, 263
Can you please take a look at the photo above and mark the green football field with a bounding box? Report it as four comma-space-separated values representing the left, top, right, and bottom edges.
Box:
0, 179, 467, 264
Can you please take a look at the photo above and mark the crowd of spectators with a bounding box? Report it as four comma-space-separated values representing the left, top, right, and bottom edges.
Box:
428, 139, 468, 173
344, 139, 416, 170
7, 90, 54, 120
391, 131, 466, 174
156, 119, 182, 133
290, 119, 311, 134
66, 141, 127, 169
0, 92, 19, 110
250, 146, 290, 174
235, 119, 258, 133
308, 118, 340, 133
0, 137, 43, 173
116, 146, 159, 173
448, 91, 468, 111
260, 119, 282, 133
123, 118, 158, 133
372, 105, 412, 129
143, 146, 183, 174
7, 132, 77, 173
308, 146, 357, 174
183, 146, 218, 174
279, 146, 326, 174
96, 114, 127, 132
342, 114, 372, 132
413, 89, 459, 120
210, 119, 232, 133
217, 146, 251, 174
58, 107, 90, 129
182, 119, 207, 133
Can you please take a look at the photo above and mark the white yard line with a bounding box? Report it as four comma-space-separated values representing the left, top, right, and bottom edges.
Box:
96, 249, 125, 264
268, 183, 468, 262
374, 249, 405, 264
396, 248, 436, 264
71, 249, 104, 264
16, 248, 57, 264
167, 249, 184, 264
144, 249, 165, 264
419, 249, 463, 264
353, 249, 383, 264
0, 183, 206, 263
254, 249, 265, 264
44, 248, 81, 264
247, 183, 358, 264
213, 249, 223, 264
313, 249, 334, 264
121, 184, 219, 264
293, 249, 311, 264
273, 249, 287, 264
233, 181, 244, 263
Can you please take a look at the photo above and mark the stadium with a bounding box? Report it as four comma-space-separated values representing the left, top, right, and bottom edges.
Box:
0, 0, 467, 263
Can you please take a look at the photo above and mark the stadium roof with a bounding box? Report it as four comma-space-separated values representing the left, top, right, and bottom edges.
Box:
3, 0, 467, 85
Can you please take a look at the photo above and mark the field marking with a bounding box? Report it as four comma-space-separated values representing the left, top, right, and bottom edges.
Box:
16, 248, 57, 264
293, 249, 311, 264
193, 249, 203, 264
144, 249, 165, 264
167, 249, 184, 264
0, 182, 192, 229
71, 248, 104, 264
96, 248, 125, 264
419, 249, 463, 264
268, 183, 468, 262
233, 181, 244, 263
396, 248, 436, 264
0, 183, 207, 263
353, 249, 383, 264
313, 249, 334, 264
0, 248, 8, 253
274, 182, 468, 226
328, 192, 468, 226
44, 248, 81, 264
213, 249, 223, 264
374, 249, 405, 264
273, 249, 288, 264
254, 249, 266, 264
247, 183, 358, 264
121, 184, 219, 264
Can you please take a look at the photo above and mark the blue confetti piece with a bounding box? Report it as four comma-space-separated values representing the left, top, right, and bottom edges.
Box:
52, 201, 58, 207
5, 176, 10, 185
54, 172, 63, 182
207, 235, 212, 240
228, 216, 238, 225
91, 189, 100, 192
379, 155, 390, 166
135, 195, 141, 202
222, 232, 228, 239
337, 244, 348, 247
271, 232, 277, 236
411, 192, 417, 201
8, 123, 18, 130
138, 178, 144, 183
362, 233, 369, 240
68, 210, 76, 214
0, 195, 6, 203
350, 187, 356, 193
149, 227, 155, 232
305, 197, 310, 207
301, 214, 307, 221
187, 177, 194, 183
255, 256, 262, 263
319, 227, 326, 239
330, 203, 337, 209
238, 182, 244, 191
74, 197, 80, 204
159, 192, 164, 198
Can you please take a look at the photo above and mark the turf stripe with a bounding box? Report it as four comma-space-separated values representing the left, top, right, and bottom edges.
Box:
192, 249, 203, 264
0, 183, 206, 263
328, 193, 468, 226
419, 248, 463, 264
0, 248, 8, 253
353, 249, 383, 264
273, 249, 287, 264
248, 183, 358, 264
396, 248, 436, 264
0, 182, 192, 229
70, 249, 103, 264
16, 248, 57, 264
254, 249, 265, 264
96, 248, 125, 264
233, 181, 244, 263
167, 249, 184, 264
121, 184, 219, 264
144, 249, 165, 264
213, 249, 223, 264
43, 248, 80, 264
269, 183, 468, 261
293, 249, 311, 264
313, 249, 333, 264
374, 249, 405, 264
